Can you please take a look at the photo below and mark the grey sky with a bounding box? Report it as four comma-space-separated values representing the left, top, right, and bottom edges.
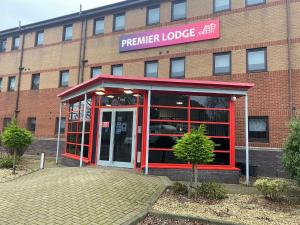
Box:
0, 0, 125, 31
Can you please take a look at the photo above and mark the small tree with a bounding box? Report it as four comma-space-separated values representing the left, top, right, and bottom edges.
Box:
174, 125, 215, 189
1, 119, 33, 174
283, 117, 300, 185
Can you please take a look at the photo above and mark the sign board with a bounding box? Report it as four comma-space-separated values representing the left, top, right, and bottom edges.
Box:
119, 18, 220, 52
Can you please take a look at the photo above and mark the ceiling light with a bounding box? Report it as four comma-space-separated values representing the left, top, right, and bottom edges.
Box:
107, 95, 114, 98
106, 104, 111, 107
124, 89, 133, 94
176, 101, 183, 105
133, 94, 140, 97
95, 91, 105, 96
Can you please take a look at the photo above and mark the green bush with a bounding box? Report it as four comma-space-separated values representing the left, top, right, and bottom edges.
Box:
255, 178, 288, 201
172, 182, 188, 195
0, 154, 20, 169
283, 117, 300, 185
195, 182, 228, 200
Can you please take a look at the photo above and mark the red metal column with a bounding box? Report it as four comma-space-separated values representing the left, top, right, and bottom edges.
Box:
141, 91, 149, 169
229, 100, 236, 167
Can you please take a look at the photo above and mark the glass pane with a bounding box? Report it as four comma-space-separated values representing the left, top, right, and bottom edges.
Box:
247, 0, 264, 6
190, 96, 229, 108
13, 37, 20, 49
92, 67, 102, 77
149, 136, 179, 149
37, 32, 44, 45
113, 111, 133, 163
249, 118, 267, 131
151, 108, 188, 120
100, 112, 112, 161
145, 62, 158, 77
101, 95, 137, 106
60, 71, 69, 86
114, 14, 125, 31
112, 65, 123, 76
171, 58, 185, 78
95, 19, 104, 34
150, 122, 188, 134
211, 138, 230, 150
67, 144, 76, 154
151, 94, 188, 106
148, 7, 160, 24
214, 54, 230, 74
214, 153, 230, 165
248, 50, 265, 71
9, 77, 16, 90
215, 0, 230, 12
0, 39, 6, 52
190, 124, 229, 136
173, 1, 186, 20
149, 150, 185, 164
190, 110, 229, 122
64, 26, 72, 40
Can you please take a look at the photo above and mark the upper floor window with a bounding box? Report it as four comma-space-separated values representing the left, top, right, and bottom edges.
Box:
147, 5, 160, 25
145, 61, 159, 78
94, 18, 104, 35
12, 36, 20, 50
170, 57, 185, 79
247, 48, 267, 73
63, 25, 73, 41
111, 64, 123, 76
0, 78, 2, 92
27, 117, 36, 133
31, 74, 40, 90
0, 39, 6, 52
91, 67, 102, 78
213, 52, 231, 75
246, 0, 266, 7
8, 76, 16, 91
55, 117, 66, 134
249, 116, 269, 142
59, 70, 69, 87
172, 0, 187, 21
214, 0, 231, 13
3, 118, 11, 131
113, 13, 125, 32
35, 30, 44, 46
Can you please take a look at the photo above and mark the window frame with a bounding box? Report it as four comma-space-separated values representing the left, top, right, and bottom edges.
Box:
111, 64, 123, 76
2, 118, 11, 131
93, 17, 105, 36
90, 66, 102, 78
31, 74, 40, 90
146, 5, 161, 26
0, 38, 6, 53
55, 117, 66, 134
145, 60, 159, 78
213, 0, 231, 13
63, 24, 73, 41
213, 51, 232, 76
59, 70, 69, 87
171, 0, 187, 21
246, 47, 267, 73
113, 13, 125, 32
27, 117, 37, 133
35, 30, 44, 46
248, 116, 269, 143
246, 0, 266, 7
170, 57, 185, 79
7, 76, 16, 92
11, 36, 20, 50
0, 78, 2, 92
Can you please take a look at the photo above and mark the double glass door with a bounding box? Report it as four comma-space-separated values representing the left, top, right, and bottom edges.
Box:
98, 108, 136, 168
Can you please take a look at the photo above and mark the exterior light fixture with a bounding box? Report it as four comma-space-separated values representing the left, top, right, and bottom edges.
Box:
95, 91, 105, 95
124, 89, 133, 94
107, 95, 114, 98
231, 96, 237, 102
176, 101, 183, 105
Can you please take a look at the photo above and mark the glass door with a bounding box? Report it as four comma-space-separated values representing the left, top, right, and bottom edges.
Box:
98, 108, 136, 168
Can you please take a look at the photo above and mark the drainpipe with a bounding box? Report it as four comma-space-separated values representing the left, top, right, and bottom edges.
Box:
15, 22, 25, 119
285, 0, 294, 118
77, 5, 84, 85
80, 18, 88, 83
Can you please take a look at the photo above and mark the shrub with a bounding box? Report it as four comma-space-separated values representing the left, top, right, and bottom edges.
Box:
255, 178, 288, 201
0, 154, 20, 169
283, 117, 300, 185
195, 182, 228, 200
172, 182, 188, 195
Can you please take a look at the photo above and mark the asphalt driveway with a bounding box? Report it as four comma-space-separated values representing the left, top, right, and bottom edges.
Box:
0, 167, 168, 225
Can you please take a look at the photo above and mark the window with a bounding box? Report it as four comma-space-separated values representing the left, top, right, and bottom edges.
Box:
94, 18, 104, 35
91, 67, 102, 78
113, 13, 125, 32
3, 118, 11, 131
12, 36, 20, 50
246, 0, 266, 7
249, 116, 269, 142
0, 78, 2, 92
63, 25, 73, 41
59, 71, 69, 87
147, 5, 160, 25
247, 48, 267, 72
55, 117, 66, 134
27, 117, 36, 133
35, 30, 44, 46
31, 74, 40, 90
170, 57, 185, 78
145, 61, 159, 78
8, 76, 16, 91
172, 0, 187, 21
214, 0, 231, 13
213, 52, 231, 75
111, 64, 123, 76
0, 39, 6, 52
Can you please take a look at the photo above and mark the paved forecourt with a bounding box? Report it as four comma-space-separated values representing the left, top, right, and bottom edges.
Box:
0, 167, 168, 225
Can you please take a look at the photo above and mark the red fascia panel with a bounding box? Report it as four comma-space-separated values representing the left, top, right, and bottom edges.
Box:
58, 74, 254, 98
146, 163, 240, 171
62, 153, 90, 163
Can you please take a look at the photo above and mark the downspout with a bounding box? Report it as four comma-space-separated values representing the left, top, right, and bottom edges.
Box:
77, 5, 84, 85
80, 18, 88, 83
15, 24, 25, 119
286, 0, 294, 118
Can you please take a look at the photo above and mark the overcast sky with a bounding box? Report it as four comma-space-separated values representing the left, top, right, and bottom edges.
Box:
0, 0, 125, 31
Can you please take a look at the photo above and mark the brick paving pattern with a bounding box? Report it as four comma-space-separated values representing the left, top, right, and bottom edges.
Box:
0, 167, 166, 225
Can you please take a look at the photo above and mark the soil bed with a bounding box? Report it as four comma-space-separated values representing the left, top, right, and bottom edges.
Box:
138, 215, 211, 225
